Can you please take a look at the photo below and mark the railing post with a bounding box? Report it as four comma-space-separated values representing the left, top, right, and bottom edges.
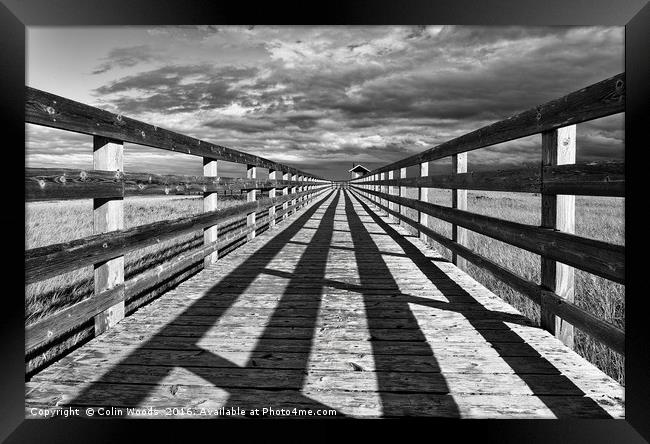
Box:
380, 172, 386, 215
247, 164, 257, 240
419, 161, 429, 245
203, 158, 219, 266
298, 175, 304, 209
291, 172, 298, 215
93, 136, 125, 335
540, 125, 576, 349
373, 174, 378, 205
269, 168, 278, 228
452, 153, 467, 270
399, 167, 406, 227
388, 170, 396, 222
282, 171, 289, 220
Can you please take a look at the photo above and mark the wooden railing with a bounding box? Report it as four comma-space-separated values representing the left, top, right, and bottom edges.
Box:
24, 87, 332, 355
348, 73, 625, 355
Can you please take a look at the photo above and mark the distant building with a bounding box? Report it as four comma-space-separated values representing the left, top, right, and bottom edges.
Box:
348, 164, 371, 179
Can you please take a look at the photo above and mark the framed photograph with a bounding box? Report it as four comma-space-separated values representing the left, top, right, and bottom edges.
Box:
2, 0, 648, 441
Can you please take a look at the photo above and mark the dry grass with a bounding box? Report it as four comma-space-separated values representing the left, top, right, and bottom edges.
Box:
397, 188, 625, 384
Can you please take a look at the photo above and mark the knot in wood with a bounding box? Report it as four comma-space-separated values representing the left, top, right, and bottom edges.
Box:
45, 106, 55, 115
102, 242, 108, 248
140, 130, 146, 138
38, 179, 46, 188
615, 79, 623, 91
59, 175, 66, 183
164, 187, 170, 195
79, 171, 88, 180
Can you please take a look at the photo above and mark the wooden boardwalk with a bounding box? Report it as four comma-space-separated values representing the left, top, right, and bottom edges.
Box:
25, 189, 624, 418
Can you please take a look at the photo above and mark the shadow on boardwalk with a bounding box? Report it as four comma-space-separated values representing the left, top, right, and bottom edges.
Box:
348, 190, 611, 417
54, 189, 614, 417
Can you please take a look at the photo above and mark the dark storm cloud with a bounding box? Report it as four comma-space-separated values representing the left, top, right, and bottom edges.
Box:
92, 45, 159, 75
93, 64, 259, 114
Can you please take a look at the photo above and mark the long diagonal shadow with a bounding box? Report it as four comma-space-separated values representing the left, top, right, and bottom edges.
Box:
185, 190, 344, 412
341, 189, 462, 417
68, 189, 348, 415
348, 189, 614, 418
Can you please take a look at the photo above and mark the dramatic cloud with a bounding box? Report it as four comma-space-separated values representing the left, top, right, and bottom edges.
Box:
27, 26, 624, 179
91, 45, 160, 75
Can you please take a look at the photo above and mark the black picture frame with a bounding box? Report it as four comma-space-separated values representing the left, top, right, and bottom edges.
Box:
2, 0, 648, 442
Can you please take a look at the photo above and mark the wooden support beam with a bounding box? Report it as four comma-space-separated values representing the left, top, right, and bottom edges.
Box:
203, 158, 218, 266
388, 170, 396, 223
92, 136, 125, 335
380, 172, 386, 214
452, 153, 468, 269
247, 165, 257, 240
282, 172, 289, 220
399, 167, 407, 227
540, 125, 576, 349
269, 169, 278, 228
419, 161, 429, 245
291, 173, 298, 215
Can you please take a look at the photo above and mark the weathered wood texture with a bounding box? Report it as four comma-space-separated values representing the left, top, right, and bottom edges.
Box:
247, 165, 257, 241
359, 73, 624, 177
350, 188, 624, 356
358, 161, 623, 197
351, 186, 624, 284
25, 167, 322, 201
92, 136, 125, 335
203, 159, 219, 266
451, 153, 467, 269
25, 87, 323, 180
540, 126, 576, 348
26, 190, 624, 418
25, 188, 323, 284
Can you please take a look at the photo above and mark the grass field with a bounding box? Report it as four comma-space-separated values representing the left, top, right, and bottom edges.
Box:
25, 189, 625, 384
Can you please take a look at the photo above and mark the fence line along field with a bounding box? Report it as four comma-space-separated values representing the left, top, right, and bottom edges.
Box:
399, 187, 624, 384
25, 194, 245, 375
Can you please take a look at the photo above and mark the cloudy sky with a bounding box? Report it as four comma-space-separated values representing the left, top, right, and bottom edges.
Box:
26, 26, 624, 180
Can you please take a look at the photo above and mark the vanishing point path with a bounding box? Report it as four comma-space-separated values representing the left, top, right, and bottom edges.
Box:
25, 189, 624, 418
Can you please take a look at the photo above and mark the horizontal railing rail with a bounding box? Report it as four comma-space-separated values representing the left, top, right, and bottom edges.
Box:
25, 167, 330, 201
26, 188, 325, 284
350, 186, 624, 283
360, 161, 624, 197
26, 87, 324, 180
363, 73, 624, 176
348, 72, 626, 357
